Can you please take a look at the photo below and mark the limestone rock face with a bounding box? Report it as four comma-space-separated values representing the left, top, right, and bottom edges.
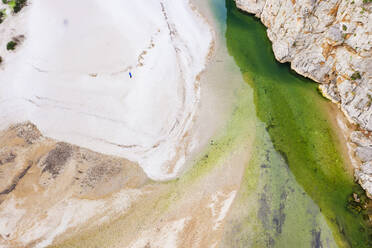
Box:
235, 0, 372, 196
356, 161, 372, 198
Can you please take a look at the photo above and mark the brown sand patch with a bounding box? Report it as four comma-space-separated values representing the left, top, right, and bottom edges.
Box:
0, 122, 148, 247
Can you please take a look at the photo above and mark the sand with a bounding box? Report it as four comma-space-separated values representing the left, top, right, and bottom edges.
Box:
0, 1, 255, 247
0, 0, 213, 180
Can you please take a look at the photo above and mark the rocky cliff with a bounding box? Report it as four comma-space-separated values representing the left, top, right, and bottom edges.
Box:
235, 0, 372, 196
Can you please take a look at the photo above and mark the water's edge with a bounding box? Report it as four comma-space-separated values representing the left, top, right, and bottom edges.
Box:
219, 0, 371, 247
48, 0, 371, 247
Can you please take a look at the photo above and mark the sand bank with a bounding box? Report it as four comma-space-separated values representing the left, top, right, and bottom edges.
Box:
0, 0, 213, 180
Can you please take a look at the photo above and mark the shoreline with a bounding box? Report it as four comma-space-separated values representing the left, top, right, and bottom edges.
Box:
235, 0, 372, 198
1, 1, 370, 247
0, 1, 259, 247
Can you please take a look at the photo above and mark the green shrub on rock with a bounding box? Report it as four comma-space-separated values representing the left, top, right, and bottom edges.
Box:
0, 10, 4, 24
6, 40, 17, 50
13, 0, 27, 13
351, 71, 362, 80
3, 0, 27, 13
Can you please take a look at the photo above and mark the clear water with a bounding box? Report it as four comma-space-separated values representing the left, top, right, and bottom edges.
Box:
215, 0, 372, 247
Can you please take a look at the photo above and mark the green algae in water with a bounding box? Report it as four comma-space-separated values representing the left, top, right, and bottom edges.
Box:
50, 16, 260, 248
220, 124, 338, 248
50, 0, 370, 247
223, 0, 371, 247
51, 84, 258, 248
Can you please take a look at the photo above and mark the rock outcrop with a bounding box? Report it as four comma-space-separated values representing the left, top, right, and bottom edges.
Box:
235, 0, 372, 196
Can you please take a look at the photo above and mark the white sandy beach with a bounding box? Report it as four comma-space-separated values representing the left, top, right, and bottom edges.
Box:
0, 1, 256, 247
0, 0, 213, 180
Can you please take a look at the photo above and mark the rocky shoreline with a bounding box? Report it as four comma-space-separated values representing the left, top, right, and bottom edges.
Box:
235, 0, 372, 197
